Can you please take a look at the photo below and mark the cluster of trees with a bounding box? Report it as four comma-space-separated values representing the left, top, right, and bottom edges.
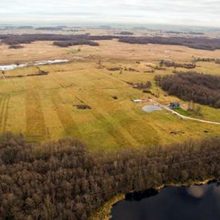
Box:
0, 133, 220, 219
125, 67, 139, 72
35, 26, 66, 31
156, 72, 220, 108
8, 45, 24, 49
119, 36, 220, 50
165, 31, 204, 35
192, 57, 220, 64
193, 57, 216, 62
159, 60, 196, 69
53, 40, 99, 47
0, 26, 34, 30
129, 81, 152, 90
107, 67, 122, 71
117, 31, 134, 35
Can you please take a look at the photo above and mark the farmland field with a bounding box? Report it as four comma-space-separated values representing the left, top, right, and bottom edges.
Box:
0, 40, 220, 151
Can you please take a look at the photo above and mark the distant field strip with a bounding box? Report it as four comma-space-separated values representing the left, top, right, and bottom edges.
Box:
51, 91, 81, 137
26, 90, 47, 141
0, 95, 10, 133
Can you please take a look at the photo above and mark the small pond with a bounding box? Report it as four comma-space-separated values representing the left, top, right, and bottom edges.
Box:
142, 105, 162, 113
111, 182, 220, 220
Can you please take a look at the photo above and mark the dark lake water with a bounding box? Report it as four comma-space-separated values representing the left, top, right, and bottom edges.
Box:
111, 182, 220, 220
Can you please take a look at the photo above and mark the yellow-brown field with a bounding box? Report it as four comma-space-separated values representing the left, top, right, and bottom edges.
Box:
0, 40, 220, 151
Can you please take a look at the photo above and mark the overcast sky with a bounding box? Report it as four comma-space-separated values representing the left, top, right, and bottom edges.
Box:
0, 0, 219, 27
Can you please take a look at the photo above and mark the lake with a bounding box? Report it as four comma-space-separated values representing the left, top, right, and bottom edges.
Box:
111, 182, 220, 220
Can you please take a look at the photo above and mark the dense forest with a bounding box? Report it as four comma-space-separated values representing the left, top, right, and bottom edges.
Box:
119, 36, 220, 50
1, 34, 220, 50
0, 133, 220, 219
159, 60, 196, 69
156, 72, 220, 108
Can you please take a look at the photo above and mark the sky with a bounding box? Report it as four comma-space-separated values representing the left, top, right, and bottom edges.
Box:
0, 0, 220, 27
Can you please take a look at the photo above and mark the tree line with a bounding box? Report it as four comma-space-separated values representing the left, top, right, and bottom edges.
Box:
0, 133, 220, 219
0, 34, 115, 48
118, 36, 220, 50
155, 72, 220, 108
1, 34, 220, 50
159, 60, 196, 69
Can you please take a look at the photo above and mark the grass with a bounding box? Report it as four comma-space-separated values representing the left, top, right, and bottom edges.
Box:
175, 108, 191, 116
0, 41, 220, 151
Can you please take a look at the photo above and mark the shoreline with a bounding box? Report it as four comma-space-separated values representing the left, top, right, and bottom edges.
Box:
91, 177, 217, 220
89, 194, 125, 220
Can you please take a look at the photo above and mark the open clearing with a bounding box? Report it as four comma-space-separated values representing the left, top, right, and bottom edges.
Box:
0, 40, 220, 151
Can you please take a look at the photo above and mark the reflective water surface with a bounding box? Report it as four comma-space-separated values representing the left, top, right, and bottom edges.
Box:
111, 183, 220, 220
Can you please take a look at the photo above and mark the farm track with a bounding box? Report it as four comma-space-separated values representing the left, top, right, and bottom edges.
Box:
161, 105, 220, 125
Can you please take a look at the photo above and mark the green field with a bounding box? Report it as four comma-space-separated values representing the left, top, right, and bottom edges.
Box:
0, 59, 220, 151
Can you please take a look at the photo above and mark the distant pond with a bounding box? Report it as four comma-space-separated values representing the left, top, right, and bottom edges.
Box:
111, 182, 220, 220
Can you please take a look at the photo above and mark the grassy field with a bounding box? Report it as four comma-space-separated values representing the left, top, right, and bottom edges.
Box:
0, 41, 220, 151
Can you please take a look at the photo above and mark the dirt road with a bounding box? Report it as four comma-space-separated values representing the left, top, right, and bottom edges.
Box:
160, 104, 220, 125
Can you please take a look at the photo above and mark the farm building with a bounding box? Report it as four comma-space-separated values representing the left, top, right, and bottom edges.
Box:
169, 102, 180, 109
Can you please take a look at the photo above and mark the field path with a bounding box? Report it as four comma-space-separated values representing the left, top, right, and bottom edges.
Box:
160, 104, 220, 125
